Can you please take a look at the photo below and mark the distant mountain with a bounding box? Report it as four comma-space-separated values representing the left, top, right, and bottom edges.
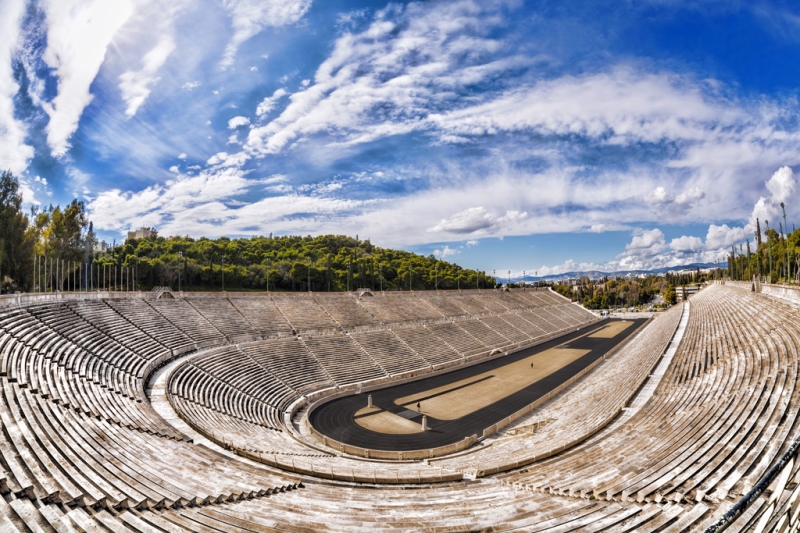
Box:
517, 262, 727, 283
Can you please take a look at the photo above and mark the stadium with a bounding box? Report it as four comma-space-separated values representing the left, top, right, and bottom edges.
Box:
6, 1, 800, 531
0, 280, 798, 532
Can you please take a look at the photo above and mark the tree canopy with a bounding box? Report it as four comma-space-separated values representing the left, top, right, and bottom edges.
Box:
109, 233, 493, 292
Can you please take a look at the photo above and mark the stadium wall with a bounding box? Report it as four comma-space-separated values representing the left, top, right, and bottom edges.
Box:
726, 280, 800, 307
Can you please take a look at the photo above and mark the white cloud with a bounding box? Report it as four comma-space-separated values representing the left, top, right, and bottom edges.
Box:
430, 68, 736, 147
466, 239, 478, 246
182, 81, 201, 90
705, 224, 746, 251
177, 153, 187, 159
41, 0, 138, 156
644, 186, 670, 205
748, 166, 798, 236
256, 88, 288, 117
675, 187, 705, 206
337, 9, 368, 28
241, 0, 769, 177
766, 165, 796, 204
624, 228, 667, 257
250, 66, 258, 72
430, 207, 496, 234
221, 0, 312, 67
245, 1, 524, 155
535, 259, 607, 277
228, 116, 251, 129
428, 207, 528, 235
643, 185, 705, 218
0, 0, 33, 173
588, 223, 629, 233
433, 245, 459, 258
88, 167, 363, 238
17, 176, 38, 205
670, 235, 704, 253
207, 152, 228, 165
119, 35, 176, 117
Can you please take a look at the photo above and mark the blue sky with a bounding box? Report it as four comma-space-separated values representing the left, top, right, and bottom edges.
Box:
1, 0, 799, 275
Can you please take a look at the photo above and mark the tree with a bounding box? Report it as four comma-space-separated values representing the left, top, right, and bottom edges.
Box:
0, 171, 35, 292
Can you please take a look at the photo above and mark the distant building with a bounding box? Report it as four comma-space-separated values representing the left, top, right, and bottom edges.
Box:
127, 226, 158, 240
93, 241, 108, 253
677, 285, 702, 301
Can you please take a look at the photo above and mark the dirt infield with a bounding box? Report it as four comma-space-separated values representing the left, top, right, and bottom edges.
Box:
395, 347, 589, 421
310, 318, 647, 451
589, 320, 633, 338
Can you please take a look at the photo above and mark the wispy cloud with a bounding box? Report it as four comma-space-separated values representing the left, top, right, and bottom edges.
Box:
221, 0, 312, 67
89, 166, 364, 237
0, 0, 34, 173
119, 35, 176, 117
40, 0, 138, 156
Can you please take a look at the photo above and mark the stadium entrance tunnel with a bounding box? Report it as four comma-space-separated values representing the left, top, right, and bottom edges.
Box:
308, 318, 647, 456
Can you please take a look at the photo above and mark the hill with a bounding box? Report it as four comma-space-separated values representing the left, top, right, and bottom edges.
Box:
106, 234, 493, 292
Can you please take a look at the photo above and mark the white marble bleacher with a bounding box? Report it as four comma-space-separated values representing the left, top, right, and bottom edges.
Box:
107, 298, 195, 353
301, 334, 387, 385
69, 300, 169, 363
228, 296, 294, 338
559, 305, 596, 329
416, 292, 470, 317
424, 321, 488, 358
389, 293, 444, 320
184, 297, 259, 341
239, 337, 333, 393
456, 318, 514, 352
494, 285, 800, 514
529, 306, 571, 330
471, 292, 511, 313
354, 293, 415, 325
451, 293, 491, 314
502, 311, 549, 338
313, 294, 382, 331
270, 293, 341, 334
480, 314, 532, 345
27, 305, 143, 386
162, 477, 702, 532
0, 288, 756, 532
0, 374, 297, 517
348, 329, 431, 375
1, 305, 183, 439
146, 298, 227, 347
390, 324, 464, 367
496, 291, 534, 310
178, 345, 293, 426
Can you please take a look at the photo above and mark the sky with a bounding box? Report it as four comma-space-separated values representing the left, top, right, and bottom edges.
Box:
1, 0, 799, 276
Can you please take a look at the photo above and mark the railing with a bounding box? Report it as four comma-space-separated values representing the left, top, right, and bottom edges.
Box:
704, 432, 800, 532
